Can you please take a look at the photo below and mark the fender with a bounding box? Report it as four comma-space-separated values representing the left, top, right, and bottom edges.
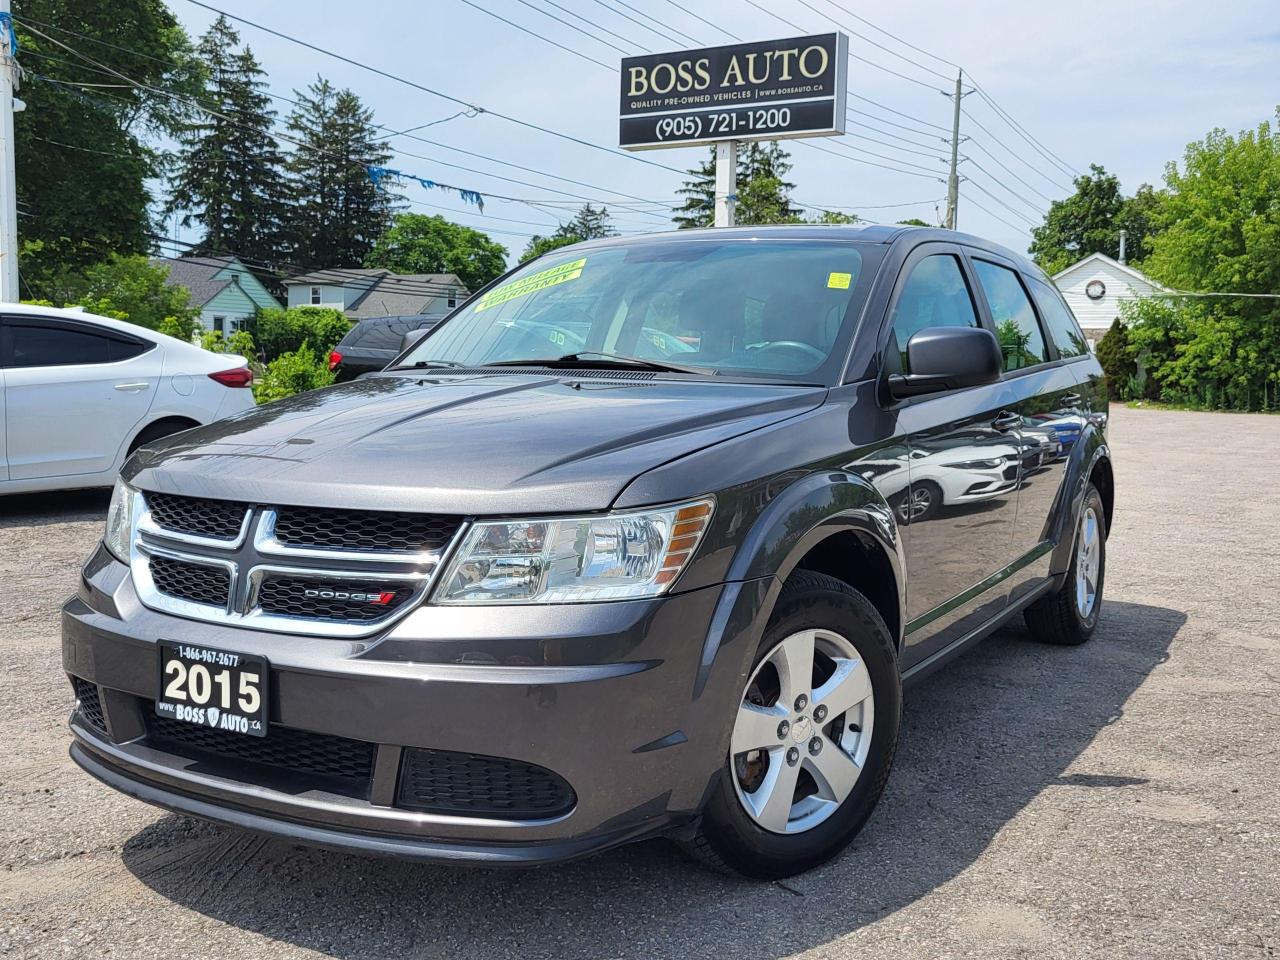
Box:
1047, 418, 1112, 578
693, 469, 905, 701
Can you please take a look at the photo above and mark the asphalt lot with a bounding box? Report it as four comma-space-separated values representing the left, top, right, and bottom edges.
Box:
2, 405, 1278, 960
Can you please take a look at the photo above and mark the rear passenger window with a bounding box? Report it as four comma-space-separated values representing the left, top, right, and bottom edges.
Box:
1029, 278, 1089, 358
972, 260, 1048, 371
888, 255, 981, 373
6, 323, 116, 367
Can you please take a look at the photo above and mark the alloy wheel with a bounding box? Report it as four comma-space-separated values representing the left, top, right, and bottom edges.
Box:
730, 629, 875, 835
1075, 505, 1102, 619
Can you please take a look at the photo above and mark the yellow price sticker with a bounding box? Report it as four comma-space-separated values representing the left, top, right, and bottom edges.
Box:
827, 272, 852, 290
476, 258, 587, 312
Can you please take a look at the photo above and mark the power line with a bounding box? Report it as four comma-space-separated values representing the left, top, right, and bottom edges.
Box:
649, 0, 726, 43
182, 0, 700, 178
964, 178, 1037, 226
792, 0, 953, 82
961, 156, 1047, 217
962, 194, 1030, 235
738, 0, 949, 93
969, 83, 1079, 179
18, 19, 673, 214
961, 135, 1058, 205
961, 106, 1072, 192
511, 0, 637, 56
803, 140, 943, 181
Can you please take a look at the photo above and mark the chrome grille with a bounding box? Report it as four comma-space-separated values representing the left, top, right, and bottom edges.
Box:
273, 506, 461, 553
129, 490, 466, 637
149, 555, 231, 608
144, 492, 246, 541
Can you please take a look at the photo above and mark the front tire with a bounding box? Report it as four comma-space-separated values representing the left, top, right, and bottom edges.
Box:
683, 571, 901, 879
1024, 483, 1106, 646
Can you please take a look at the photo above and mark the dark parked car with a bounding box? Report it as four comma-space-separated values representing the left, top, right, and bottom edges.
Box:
65, 226, 1112, 879
328, 315, 444, 381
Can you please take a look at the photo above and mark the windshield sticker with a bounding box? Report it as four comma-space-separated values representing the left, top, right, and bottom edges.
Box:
827, 271, 852, 290
475, 258, 587, 311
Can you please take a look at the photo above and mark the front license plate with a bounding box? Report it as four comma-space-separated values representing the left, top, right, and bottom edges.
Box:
156, 640, 269, 737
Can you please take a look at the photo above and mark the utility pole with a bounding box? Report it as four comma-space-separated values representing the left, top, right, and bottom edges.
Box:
0, 0, 17, 301
944, 69, 963, 230
714, 140, 737, 227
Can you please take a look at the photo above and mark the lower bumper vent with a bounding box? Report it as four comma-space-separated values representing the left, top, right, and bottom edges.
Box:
145, 709, 376, 797
397, 747, 576, 819
72, 677, 107, 734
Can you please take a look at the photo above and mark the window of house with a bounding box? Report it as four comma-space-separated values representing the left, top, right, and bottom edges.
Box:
1029, 278, 1089, 358
887, 254, 981, 374
447, 287, 457, 308
310, 286, 321, 305
213, 315, 227, 335
972, 260, 1048, 371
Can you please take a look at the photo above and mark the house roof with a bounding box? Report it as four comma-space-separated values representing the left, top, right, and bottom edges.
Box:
1052, 252, 1167, 290
153, 256, 241, 307
285, 268, 466, 318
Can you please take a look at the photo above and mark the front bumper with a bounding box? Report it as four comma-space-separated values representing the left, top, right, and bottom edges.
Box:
65, 546, 761, 865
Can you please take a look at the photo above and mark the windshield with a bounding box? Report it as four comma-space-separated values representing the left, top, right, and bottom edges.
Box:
399, 239, 872, 382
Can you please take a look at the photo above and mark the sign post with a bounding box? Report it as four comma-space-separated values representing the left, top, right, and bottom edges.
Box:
618, 33, 848, 227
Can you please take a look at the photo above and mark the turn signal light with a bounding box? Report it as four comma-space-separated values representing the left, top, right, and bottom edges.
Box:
208, 367, 253, 388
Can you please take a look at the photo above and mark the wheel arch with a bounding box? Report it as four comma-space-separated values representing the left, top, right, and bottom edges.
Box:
123, 414, 204, 457
1048, 421, 1113, 577
694, 471, 906, 701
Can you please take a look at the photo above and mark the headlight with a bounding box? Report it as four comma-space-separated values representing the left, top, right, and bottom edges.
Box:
104, 479, 138, 562
435, 498, 714, 604
945, 458, 1005, 471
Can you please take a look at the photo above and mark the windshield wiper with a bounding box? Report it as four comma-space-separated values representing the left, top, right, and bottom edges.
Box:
384, 359, 468, 371
485, 351, 711, 376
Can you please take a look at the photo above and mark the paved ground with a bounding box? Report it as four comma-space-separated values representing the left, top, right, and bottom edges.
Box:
2, 406, 1278, 960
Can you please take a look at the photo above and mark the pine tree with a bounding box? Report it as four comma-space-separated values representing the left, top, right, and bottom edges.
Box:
520, 204, 617, 262
285, 79, 396, 269
672, 142, 802, 228
166, 16, 287, 271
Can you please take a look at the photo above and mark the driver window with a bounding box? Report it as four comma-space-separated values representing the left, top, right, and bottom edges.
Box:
888, 254, 980, 373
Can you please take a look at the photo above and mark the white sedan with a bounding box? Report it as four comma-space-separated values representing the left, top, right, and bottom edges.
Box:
0, 304, 255, 495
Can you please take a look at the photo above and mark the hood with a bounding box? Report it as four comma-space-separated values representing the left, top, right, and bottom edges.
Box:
127, 372, 826, 514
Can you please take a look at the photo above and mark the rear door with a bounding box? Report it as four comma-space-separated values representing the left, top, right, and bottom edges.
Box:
0, 365, 7, 481
0, 315, 160, 480
967, 255, 1084, 606
881, 244, 1024, 668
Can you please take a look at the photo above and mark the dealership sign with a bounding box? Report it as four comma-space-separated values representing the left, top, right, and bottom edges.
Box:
619, 33, 848, 151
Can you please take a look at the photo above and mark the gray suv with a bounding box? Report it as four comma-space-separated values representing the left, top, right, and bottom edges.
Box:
64, 226, 1112, 878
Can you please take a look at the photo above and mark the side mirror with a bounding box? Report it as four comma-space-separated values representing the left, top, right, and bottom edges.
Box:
888, 326, 1002, 399
399, 327, 433, 355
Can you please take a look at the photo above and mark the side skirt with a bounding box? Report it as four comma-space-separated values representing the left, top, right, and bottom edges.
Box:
901, 576, 1056, 690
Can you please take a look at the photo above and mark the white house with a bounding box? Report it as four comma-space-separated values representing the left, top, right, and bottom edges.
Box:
284, 269, 466, 321
1052, 252, 1166, 340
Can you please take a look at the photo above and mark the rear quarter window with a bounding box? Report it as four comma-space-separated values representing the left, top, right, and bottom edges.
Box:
1029, 278, 1090, 358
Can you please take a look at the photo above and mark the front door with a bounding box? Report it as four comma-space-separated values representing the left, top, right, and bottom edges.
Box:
881, 247, 1024, 668
0, 316, 159, 481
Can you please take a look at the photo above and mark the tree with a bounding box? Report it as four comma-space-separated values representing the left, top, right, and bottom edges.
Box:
367, 214, 507, 289
520, 204, 617, 262
28, 255, 201, 340
1128, 114, 1280, 410
896, 217, 931, 227
14, 0, 200, 288
286, 78, 397, 269
1029, 164, 1163, 274
812, 210, 862, 224
166, 16, 289, 274
673, 142, 801, 228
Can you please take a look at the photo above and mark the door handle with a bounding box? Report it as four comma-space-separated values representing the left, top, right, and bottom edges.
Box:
1061, 393, 1083, 406
114, 382, 151, 392
992, 411, 1021, 432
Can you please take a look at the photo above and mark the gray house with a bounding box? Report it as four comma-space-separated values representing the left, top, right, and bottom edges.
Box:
284, 269, 467, 321
154, 256, 282, 336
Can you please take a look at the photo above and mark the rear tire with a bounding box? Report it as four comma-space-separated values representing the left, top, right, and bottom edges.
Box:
1024, 483, 1106, 646
127, 418, 200, 456
682, 571, 900, 879
891, 480, 941, 524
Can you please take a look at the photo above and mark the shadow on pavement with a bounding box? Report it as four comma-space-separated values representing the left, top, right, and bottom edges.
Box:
0, 488, 111, 526
121, 599, 1182, 960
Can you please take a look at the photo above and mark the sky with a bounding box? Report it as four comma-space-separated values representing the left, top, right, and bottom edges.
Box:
166, 0, 1279, 263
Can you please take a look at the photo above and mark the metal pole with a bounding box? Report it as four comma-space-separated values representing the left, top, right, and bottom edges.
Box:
0, 0, 19, 300
1118, 229, 1128, 265
714, 140, 737, 227
944, 69, 963, 230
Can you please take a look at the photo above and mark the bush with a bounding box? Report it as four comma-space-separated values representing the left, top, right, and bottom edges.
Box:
251, 307, 350, 362
1095, 318, 1138, 400
253, 343, 335, 404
